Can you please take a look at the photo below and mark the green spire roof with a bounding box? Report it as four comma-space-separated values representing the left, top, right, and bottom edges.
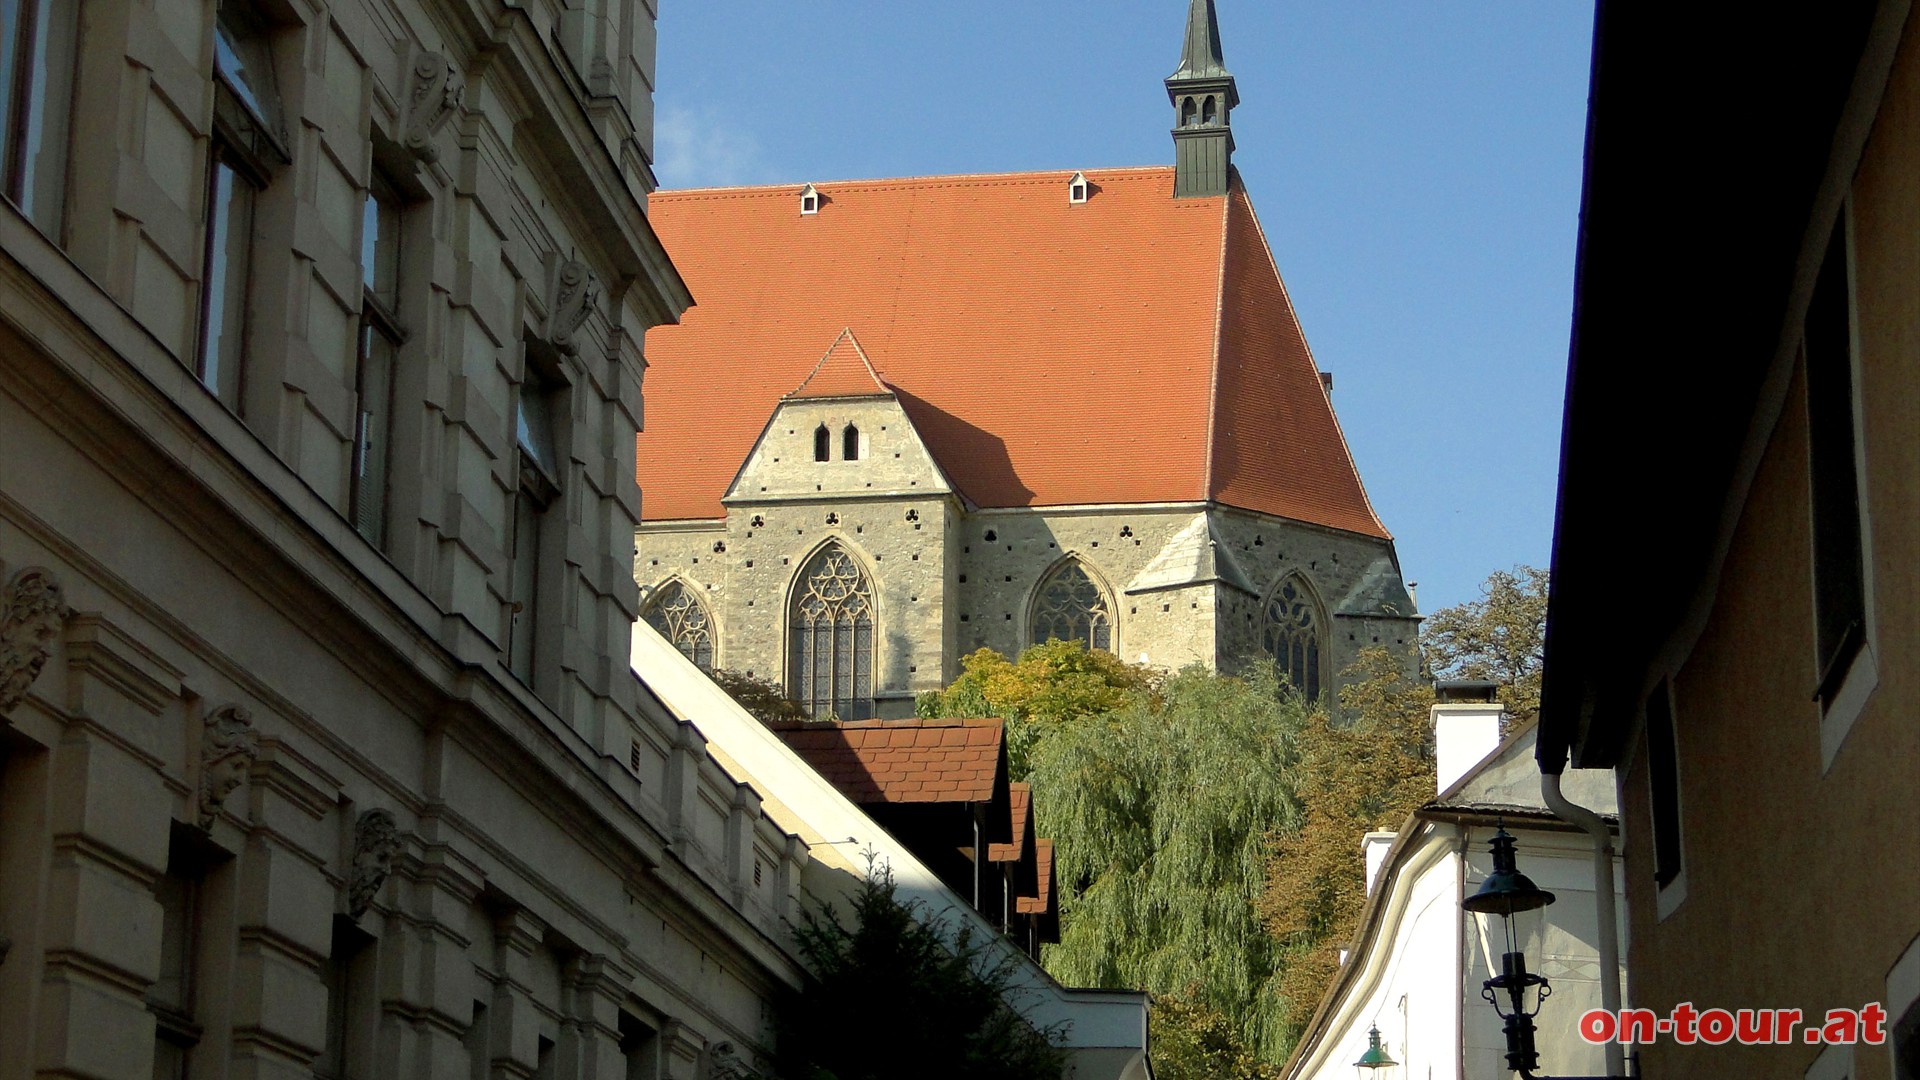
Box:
1170, 0, 1231, 81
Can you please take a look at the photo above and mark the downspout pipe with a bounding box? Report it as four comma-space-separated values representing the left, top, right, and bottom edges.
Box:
1541, 769, 1625, 1077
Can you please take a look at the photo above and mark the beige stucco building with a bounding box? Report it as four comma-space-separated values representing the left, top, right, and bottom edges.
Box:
1544, 1, 1920, 1077
632, 3, 1419, 719
0, 2, 1150, 1079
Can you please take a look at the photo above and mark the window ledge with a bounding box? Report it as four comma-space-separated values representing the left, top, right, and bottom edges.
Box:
1819, 640, 1877, 773
1654, 868, 1688, 923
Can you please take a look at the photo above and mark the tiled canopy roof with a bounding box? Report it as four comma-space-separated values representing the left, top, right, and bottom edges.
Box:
989, 782, 1033, 863
769, 717, 1004, 804
638, 167, 1388, 539
1017, 838, 1055, 916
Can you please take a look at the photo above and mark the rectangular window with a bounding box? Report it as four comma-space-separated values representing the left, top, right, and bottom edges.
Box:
197, 153, 257, 406
0, 0, 76, 236
315, 916, 374, 1080
1645, 679, 1683, 891
1805, 217, 1866, 708
150, 832, 205, 1080
465, 1001, 491, 1080
197, 3, 286, 410
508, 347, 563, 684
1897, 1002, 1920, 1080
618, 1012, 661, 1080
351, 175, 403, 546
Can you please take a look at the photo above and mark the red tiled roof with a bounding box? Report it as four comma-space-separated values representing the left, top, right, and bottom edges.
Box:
1017, 838, 1055, 915
989, 782, 1032, 863
789, 328, 891, 399
770, 717, 1004, 804
637, 168, 1388, 538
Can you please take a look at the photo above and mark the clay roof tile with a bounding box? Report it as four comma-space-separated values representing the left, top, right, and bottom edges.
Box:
637, 169, 1386, 538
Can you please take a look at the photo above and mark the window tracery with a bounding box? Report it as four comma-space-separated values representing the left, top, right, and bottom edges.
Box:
643, 581, 715, 671
1262, 574, 1323, 699
1030, 560, 1113, 652
788, 545, 875, 719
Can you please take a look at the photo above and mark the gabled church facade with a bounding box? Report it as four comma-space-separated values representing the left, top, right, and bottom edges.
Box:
635, 0, 1419, 719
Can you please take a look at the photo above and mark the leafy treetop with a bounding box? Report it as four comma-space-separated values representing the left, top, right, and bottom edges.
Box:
1419, 565, 1548, 727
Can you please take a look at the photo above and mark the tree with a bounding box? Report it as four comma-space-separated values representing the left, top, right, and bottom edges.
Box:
777, 858, 1067, 1080
916, 641, 1159, 778
1029, 663, 1306, 1063
1256, 647, 1435, 1048
708, 667, 809, 725
1149, 990, 1287, 1080
1419, 565, 1549, 727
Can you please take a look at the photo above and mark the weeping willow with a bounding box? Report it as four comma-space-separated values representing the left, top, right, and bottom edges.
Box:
1028, 663, 1309, 1062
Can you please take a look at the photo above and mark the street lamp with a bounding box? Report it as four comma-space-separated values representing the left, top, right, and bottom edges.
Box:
1353, 1024, 1398, 1078
1463, 827, 1560, 1077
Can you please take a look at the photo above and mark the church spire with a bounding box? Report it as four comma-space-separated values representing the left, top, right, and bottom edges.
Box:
1166, 0, 1239, 198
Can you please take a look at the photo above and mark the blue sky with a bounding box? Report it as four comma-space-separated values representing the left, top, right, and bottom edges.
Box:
652, 2, 1595, 616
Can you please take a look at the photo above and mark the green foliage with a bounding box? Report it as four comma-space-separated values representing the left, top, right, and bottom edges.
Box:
1257, 647, 1435, 1047
777, 860, 1066, 1080
1150, 990, 1288, 1080
1420, 565, 1549, 727
916, 641, 1159, 777
708, 667, 809, 725
1028, 663, 1306, 1062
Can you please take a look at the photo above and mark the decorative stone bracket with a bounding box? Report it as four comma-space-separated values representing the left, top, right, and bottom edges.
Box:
0, 565, 67, 716
198, 704, 260, 828
348, 808, 404, 918
401, 51, 464, 164
547, 258, 600, 356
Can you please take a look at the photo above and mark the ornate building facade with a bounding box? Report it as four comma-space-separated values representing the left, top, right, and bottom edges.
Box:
635, 0, 1420, 719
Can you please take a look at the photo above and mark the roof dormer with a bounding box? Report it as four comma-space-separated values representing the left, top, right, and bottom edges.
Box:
799, 183, 820, 216
1068, 172, 1090, 205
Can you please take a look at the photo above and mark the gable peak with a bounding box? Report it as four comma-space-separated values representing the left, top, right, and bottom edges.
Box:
787, 329, 891, 400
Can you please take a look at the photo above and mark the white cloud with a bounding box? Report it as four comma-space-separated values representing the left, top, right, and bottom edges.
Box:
652, 103, 768, 188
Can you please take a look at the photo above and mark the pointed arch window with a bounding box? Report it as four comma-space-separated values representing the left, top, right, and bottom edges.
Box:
788, 545, 875, 719
1263, 574, 1323, 699
1180, 97, 1198, 127
842, 424, 860, 461
643, 581, 715, 671
813, 424, 830, 462
1202, 95, 1218, 124
1030, 560, 1113, 653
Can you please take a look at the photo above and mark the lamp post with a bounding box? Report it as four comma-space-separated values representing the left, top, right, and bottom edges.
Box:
1353, 1024, 1397, 1079
1462, 827, 1617, 1079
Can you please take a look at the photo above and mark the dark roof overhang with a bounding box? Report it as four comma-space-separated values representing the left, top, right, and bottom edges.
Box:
1540, 0, 1880, 771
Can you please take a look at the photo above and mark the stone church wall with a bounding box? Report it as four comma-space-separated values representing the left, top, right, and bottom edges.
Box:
637, 497, 1423, 715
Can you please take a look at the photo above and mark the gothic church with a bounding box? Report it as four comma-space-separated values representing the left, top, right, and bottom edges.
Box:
634, 0, 1419, 719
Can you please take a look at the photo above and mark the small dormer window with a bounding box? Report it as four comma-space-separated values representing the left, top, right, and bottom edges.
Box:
1068, 172, 1089, 204
814, 424, 830, 461
843, 424, 861, 460
799, 183, 820, 216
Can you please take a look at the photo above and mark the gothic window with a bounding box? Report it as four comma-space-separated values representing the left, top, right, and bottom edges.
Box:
1180, 97, 1198, 127
787, 545, 875, 719
814, 424, 830, 462
1262, 574, 1323, 699
842, 424, 860, 460
1202, 95, 1218, 124
1030, 560, 1112, 653
643, 580, 715, 670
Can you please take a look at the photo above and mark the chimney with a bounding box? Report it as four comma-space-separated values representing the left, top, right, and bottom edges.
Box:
1363, 831, 1396, 895
1432, 679, 1503, 795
